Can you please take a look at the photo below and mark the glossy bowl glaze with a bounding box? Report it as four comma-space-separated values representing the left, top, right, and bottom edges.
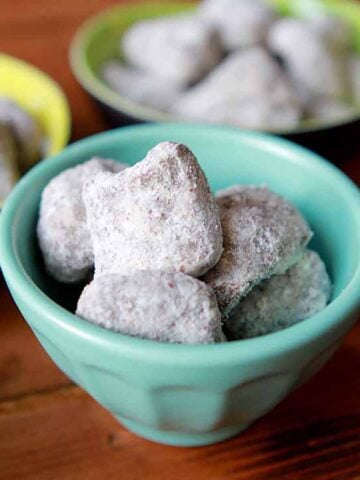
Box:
70, 0, 360, 159
0, 124, 359, 446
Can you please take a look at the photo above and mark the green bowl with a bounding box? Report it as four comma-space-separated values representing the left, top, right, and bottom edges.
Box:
70, 0, 360, 136
0, 124, 359, 447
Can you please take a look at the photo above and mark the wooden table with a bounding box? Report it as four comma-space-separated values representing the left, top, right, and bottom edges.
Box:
1, 1, 360, 478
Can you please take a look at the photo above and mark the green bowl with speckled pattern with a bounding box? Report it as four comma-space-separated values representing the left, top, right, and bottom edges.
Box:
0, 124, 359, 446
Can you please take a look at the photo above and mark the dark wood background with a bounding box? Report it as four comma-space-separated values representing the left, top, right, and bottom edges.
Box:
1, 1, 359, 478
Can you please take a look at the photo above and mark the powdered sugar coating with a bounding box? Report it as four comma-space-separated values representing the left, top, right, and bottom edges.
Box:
76, 270, 225, 344
122, 15, 223, 87
267, 19, 348, 103
171, 48, 301, 130
202, 186, 312, 315
307, 97, 355, 123
37, 158, 127, 283
226, 250, 332, 339
349, 55, 360, 106
101, 61, 182, 111
199, 0, 276, 50
0, 97, 42, 170
307, 15, 352, 53
83, 142, 223, 278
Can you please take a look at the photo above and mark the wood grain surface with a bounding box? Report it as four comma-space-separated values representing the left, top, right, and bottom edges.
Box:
1, 1, 359, 479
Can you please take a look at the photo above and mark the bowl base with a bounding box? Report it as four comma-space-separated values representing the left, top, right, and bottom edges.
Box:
116, 416, 252, 447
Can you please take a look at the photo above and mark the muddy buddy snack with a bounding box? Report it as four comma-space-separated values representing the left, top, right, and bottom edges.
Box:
84, 142, 222, 278
122, 15, 223, 87
37, 158, 127, 283
76, 270, 225, 344
267, 18, 347, 104
349, 55, 360, 106
101, 0, 360, 130
199, 0, 276, 50
307, 14, 352, 54
203, 186, 312, 315
101, 61, 182, 111
0, 97, 42, 170
171, 48, 301, 129
38, 140, 331, 345
226, 250, 332, 339
307, 97, 355, 123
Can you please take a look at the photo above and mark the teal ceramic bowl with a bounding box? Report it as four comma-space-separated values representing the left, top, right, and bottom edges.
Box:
0, 124, 359, 447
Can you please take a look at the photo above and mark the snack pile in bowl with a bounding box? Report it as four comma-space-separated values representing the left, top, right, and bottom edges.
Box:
100, 0, 360, 132
37, 141, 332, 344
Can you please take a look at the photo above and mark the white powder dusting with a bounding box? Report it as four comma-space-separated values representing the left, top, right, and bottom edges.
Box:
83, 142, 223, 278
37, 157, 128, 283
202, 185, 312, 315
226, 249, 332, 338
76, 270, 225, 344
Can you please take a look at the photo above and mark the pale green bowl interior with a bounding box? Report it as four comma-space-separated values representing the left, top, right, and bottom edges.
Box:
1, 124, 359, 361
70, 0, 360, 134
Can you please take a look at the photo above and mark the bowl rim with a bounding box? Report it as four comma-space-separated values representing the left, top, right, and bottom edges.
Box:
69, 0, 360, 136
0, 124, 359, 365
